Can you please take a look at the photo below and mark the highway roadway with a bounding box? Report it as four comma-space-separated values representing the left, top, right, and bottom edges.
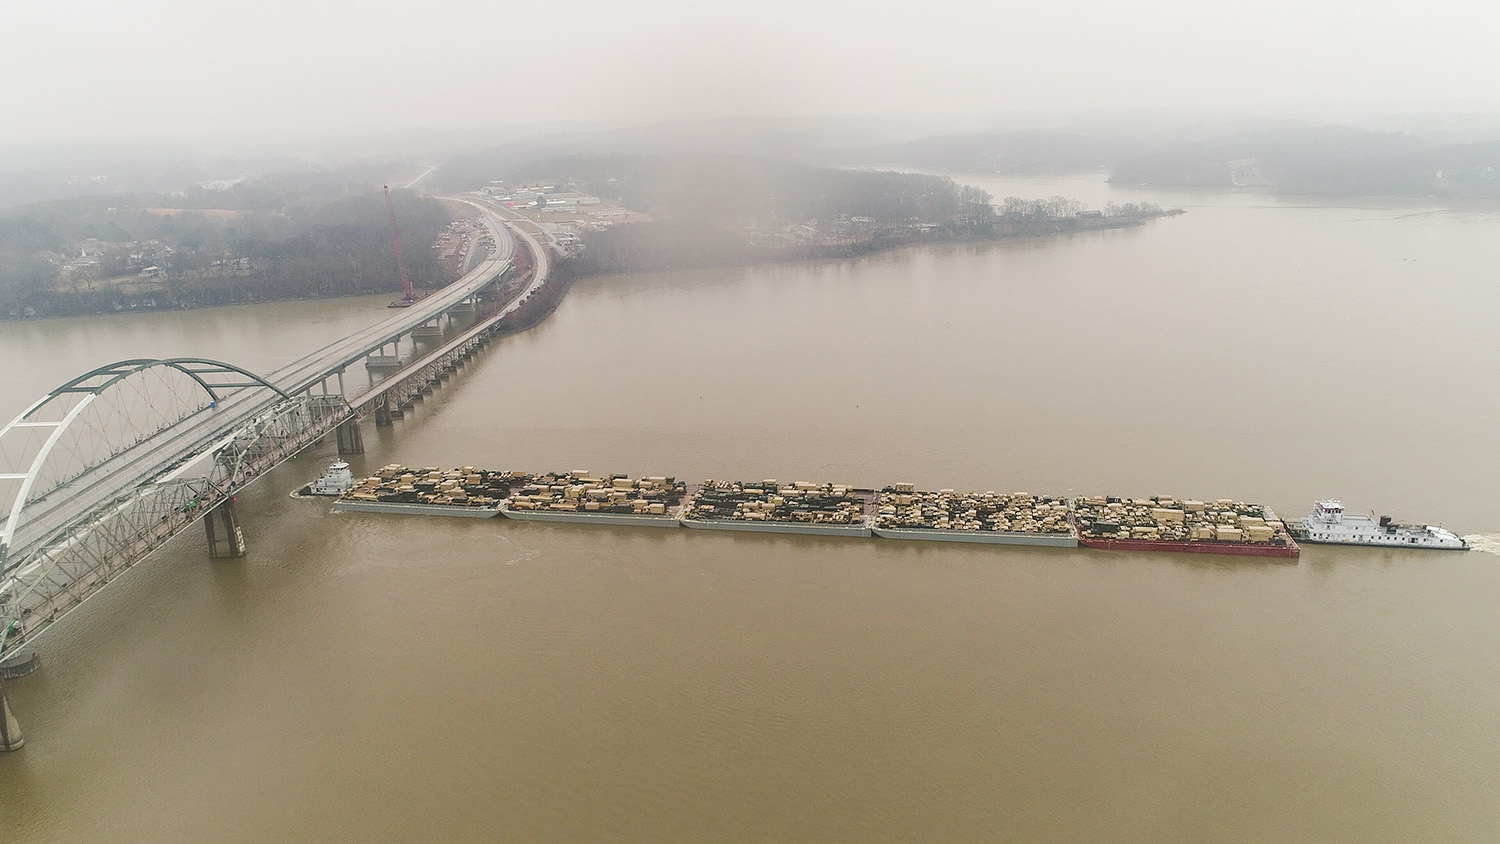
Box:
402, 163, 437, 191
266, 199, 523, 395
347, 197, 551, 407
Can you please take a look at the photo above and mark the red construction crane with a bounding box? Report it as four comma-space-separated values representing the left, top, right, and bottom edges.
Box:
383, 185, 425, 308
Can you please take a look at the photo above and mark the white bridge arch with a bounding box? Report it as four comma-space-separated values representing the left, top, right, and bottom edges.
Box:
0, 358, 290, 564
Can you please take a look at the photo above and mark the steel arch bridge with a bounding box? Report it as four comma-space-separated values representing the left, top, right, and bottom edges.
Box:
0, 358, 348, 662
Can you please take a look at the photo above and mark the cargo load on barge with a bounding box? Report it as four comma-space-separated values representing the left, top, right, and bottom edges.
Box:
499, 471, 688, 527
873, 484, 1078, 547
333, 465, 529, 518
1072, 495, 1300, 558
681, 480, 875, 537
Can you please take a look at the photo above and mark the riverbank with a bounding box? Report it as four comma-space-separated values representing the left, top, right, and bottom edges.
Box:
1, 208, 1174, 322
563, 208, 1179, 280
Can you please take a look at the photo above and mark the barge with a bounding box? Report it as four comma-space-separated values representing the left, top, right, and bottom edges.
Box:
681, 479, 875, 537
679, 518, 873, 538
1072, 495, 1300, 558
873, 484, 1078, 547
334, 464, 528, 518
334, 499, 502, 518
499, 471, 686, 528
499, 505, 682, 527
872, 526, 1077, 546
1074, 535, 1299, 558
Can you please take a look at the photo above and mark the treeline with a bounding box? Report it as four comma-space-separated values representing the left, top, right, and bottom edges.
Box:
450, 152, 996, 224
997, 196, 1166, 220
0, 147, 407, 210
471, 154, 1004, 276
563, 214, 1028, 277
467, 153, 1173, 277
0, 180, 451, 319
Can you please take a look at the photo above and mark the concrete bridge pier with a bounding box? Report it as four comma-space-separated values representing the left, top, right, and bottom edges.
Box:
336, 417, 364, 455
0, 679, 23, 752
0, 652, 41, 680
373, 395, 394, 427
412, 318, 444, 341
204, 498, 247, 559
365, 339, 404, 371
449, 301, 476, 328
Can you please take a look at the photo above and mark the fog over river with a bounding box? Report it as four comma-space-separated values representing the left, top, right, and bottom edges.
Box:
3, 173, 1499, 842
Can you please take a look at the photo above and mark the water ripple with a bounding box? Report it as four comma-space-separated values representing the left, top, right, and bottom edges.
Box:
1461, 534, 1500, 554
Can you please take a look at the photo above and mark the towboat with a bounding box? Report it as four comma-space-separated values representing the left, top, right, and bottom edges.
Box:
1299, 500, 1466, 549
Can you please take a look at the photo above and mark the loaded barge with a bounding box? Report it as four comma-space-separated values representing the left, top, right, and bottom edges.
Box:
499, 471, 688, 528
1071, 496, 1300, 558
873, 484, 1078, 547
332, 465, 528, 518
680, 480, 875, 537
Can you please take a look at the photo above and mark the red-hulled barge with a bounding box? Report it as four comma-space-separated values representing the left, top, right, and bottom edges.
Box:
1076, 536, 1301, 558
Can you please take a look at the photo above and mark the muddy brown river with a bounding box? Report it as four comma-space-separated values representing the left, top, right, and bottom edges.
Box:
2, 174, 1499, 842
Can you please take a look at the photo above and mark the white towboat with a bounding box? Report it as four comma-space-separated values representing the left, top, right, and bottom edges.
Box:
1300, 500, 1466, 550
305, 461, 355, 496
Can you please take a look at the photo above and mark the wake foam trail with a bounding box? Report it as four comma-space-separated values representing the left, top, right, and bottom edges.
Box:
1462, 534, 1500, 555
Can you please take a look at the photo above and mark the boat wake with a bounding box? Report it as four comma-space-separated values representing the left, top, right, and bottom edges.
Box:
1461, 534, 1500, 555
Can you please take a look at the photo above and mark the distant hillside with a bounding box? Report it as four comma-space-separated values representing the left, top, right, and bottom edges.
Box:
440, 152, 1174, 277
0, 177, 451, 319
1105, 126, 1500, 196
865, 131, 1142, 174
870, 124, 1500, 198
442, 152, 990, 223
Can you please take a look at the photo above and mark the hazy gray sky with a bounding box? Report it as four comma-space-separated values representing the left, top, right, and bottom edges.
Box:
4, 0, 1498, 142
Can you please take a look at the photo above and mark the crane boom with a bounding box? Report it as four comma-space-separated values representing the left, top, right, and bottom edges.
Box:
382, 185, 422, 307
